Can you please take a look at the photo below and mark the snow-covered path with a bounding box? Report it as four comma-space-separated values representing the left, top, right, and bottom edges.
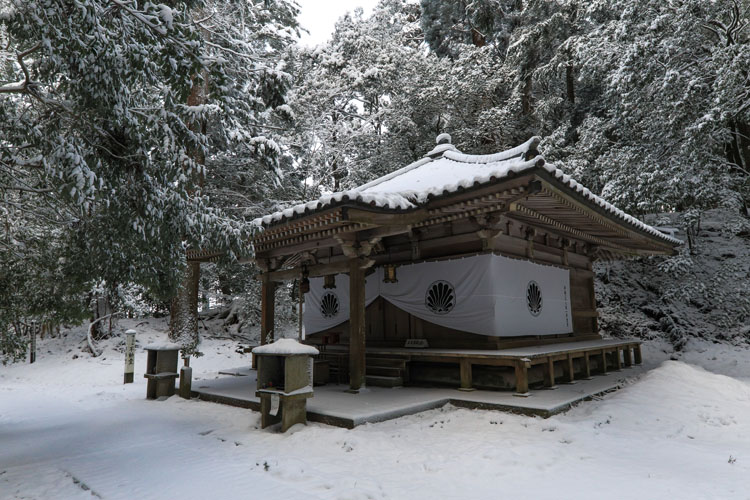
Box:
2, 324, 750, 499
0, 389, 321, 499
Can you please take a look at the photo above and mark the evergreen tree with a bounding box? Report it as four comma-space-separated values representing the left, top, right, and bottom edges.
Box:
286, 0, 443, 192
571, 0, 750, 214
0, 0, 298, 360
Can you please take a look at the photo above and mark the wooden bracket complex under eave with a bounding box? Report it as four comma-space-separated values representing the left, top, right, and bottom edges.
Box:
334, 234, 382, 259
476, 228, 501, 251
473, 213, 504, 251
256, 257, 281, 273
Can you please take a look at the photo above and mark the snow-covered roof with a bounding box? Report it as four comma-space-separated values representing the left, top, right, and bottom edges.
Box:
253, 136, 681, 247
356, 137, 542, 198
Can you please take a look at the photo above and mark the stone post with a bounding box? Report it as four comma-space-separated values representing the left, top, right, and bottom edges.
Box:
179, 363, 193, 399
124, 329, 136, 383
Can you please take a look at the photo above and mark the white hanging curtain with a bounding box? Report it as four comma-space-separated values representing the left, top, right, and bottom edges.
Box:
487, 255, 572, 336
378, 254, 496, 335
303, 272, 380, 335
303, 253, 572, 338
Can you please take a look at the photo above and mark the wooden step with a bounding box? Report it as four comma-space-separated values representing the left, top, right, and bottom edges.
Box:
366, 357, 408, 369
365, 375, 403, 388
366, 365, 402, 377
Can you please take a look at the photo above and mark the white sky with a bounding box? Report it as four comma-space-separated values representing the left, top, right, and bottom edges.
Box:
296, 0, 381, 46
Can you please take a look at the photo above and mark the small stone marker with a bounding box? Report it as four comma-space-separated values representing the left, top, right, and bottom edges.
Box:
124, 329, 136, 384
179, 363, 192, 399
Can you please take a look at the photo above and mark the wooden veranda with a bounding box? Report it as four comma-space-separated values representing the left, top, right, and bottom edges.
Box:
316, 339, 642, 395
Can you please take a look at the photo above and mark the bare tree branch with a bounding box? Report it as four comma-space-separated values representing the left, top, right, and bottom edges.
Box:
0, 42, 41, 94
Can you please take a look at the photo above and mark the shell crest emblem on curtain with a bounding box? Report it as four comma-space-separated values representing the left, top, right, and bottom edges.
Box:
425, 280, 456, 314
526, 281, 543, 317
320, 292, 340, 318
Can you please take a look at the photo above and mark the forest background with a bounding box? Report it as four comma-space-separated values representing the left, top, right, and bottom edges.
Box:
1, 0, 748, 361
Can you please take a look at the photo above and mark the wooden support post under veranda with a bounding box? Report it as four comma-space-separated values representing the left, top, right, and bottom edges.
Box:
459, 358, 473, 391
624, 346, 633, 367
514, 359, 530, 396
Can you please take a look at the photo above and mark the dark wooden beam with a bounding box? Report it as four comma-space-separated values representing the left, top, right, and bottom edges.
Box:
359, 224, 413, 240
262, 237, 341, 259
264, 257, 375, 282
343, 207, 427, 226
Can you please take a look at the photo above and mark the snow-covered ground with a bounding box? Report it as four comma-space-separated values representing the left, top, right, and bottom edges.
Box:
2, 319, 749, 499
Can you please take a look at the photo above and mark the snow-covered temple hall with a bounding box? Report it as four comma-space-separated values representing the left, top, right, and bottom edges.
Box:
240, 134, 681, 412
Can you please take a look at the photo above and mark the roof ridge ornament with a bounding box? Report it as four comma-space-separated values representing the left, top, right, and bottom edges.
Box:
425, 132, 458, 159
436, 133, 451, 145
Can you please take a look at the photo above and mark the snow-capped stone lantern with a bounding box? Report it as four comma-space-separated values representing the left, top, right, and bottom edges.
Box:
143, 342, 181, 400
253, 339, 319, 432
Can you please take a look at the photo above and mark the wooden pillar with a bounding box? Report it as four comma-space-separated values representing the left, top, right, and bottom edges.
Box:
298, 281, 304, 341
459, 358, 473, 391
583, 351, 592, 379
564, 354, 575, 383
544, 357, 556, 388
600, 349, 608, 374
585, 248, 600, 334
260, 275, 276, 345
634, 344, 643, 365
348, 258, 366, 391
623, 346, 633, 367
514, 359, 530, 396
